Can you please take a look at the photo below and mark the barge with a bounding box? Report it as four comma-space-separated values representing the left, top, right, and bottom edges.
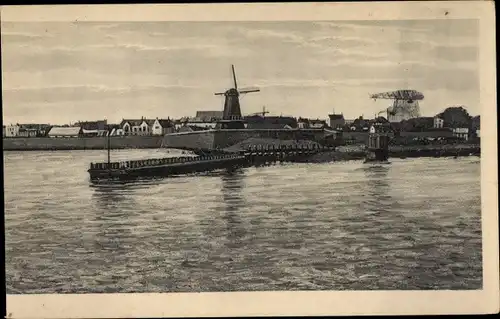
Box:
88, 154, 248, 181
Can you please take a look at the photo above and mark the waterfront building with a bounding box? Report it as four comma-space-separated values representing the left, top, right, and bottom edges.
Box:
245, 115, 297, 129
48, 126, 82, 138
452, 127, 469, 141
4, 123, 51, 137
328, 113, 345, 129
434, 116, 444, 129
152, 118, 175, 136
76, 120, 108, 137
18, 127, 38, 137
195, 111, 223, 122
120, 118, 154, 136
5, 124, 20, 137
309, 119, 329, 129
119, 118, 175, 136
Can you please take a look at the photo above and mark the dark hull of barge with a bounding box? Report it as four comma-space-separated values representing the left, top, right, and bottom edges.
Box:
88, 156, 249, 181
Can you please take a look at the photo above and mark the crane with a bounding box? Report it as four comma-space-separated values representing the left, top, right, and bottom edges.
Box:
215, 65, 260, 129
370, 89, 424, 122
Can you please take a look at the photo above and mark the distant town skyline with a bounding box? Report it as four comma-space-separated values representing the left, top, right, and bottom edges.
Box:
2, 19, 479, 125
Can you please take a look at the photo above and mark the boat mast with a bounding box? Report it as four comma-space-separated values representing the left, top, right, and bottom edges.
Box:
107, 131, 111, 166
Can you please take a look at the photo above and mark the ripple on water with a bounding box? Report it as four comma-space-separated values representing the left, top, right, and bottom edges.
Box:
3, 151, 482, 293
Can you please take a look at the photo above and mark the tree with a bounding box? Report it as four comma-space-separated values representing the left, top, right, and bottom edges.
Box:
436, 106, 472, 128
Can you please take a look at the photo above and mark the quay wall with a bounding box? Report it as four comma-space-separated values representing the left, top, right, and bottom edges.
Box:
163, 129, 329, 150
162, 130, 216, 150
2, 136, 163, 151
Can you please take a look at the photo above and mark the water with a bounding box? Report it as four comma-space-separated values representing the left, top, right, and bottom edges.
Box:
3, 149, 482, 293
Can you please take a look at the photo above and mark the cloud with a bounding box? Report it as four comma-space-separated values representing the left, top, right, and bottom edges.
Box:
1, 20, 480, 124
2, 84, 204, 104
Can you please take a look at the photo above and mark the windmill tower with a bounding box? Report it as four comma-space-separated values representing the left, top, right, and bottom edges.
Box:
215, 65, 260, 129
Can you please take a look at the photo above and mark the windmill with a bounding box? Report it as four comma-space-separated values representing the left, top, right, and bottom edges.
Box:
215, 65, 260, 129
370, 89, 424, 122
250, 106, 270, 117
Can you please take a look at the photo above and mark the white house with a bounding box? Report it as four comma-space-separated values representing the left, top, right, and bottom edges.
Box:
452, 127, 469, 141
151, 118, 175, 136
433, 116, 444, 128
120, 119, 154, 136
5, 124, 20, 137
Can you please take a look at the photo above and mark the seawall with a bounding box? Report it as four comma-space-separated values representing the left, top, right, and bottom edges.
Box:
2, 136, 164, 151
163, 128, 330, 151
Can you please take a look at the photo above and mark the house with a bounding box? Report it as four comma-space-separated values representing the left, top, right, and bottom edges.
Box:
76, 120, 107, 131
18, 127, 38, 137
5, 124, 20, 137
195, 111, 223, 122
349, 116, 370, 132
120, 118, 156, 136
433, 116, 444, 129
151, 118, 176, 136
244, 115, 298, 129
309, 119, 328, 129
48, 126, 82, 138
476, 129, 480, 138
76, 120, 108, 137
328, 113, 345, 129
452, 127, 469, 141
369, 121, 394, 138
5, 123, 51, 137
297, 118, 310, 129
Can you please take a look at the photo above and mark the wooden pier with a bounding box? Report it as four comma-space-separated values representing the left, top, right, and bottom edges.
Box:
88, 144, 334, 181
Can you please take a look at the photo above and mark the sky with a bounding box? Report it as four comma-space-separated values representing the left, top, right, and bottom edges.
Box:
1, 19, 479, 125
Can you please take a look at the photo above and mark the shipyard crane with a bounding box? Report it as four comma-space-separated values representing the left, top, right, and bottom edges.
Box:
214, 65, 260, 129
370, 89, 424, 122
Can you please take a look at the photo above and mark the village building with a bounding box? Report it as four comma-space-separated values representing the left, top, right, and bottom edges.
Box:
76, 120, 108, 137
244, 115, 298, 130
47, 126, 82, 138
18, 127, 38, 138
4, 124, 20, 137
308, 119, 329, 129
297, 118, 314, 129
120, 118, 153, 136
452, 127, 469, 141
4, 123, 51, 137
194, 111, 224, 122
328, 113, 345, 130
151, 118, 175, 135
119, 118, 175, 136
433, 116, 445, 129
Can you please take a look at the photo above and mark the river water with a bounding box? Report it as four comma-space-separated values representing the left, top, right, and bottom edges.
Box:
4, 149, 482, 293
